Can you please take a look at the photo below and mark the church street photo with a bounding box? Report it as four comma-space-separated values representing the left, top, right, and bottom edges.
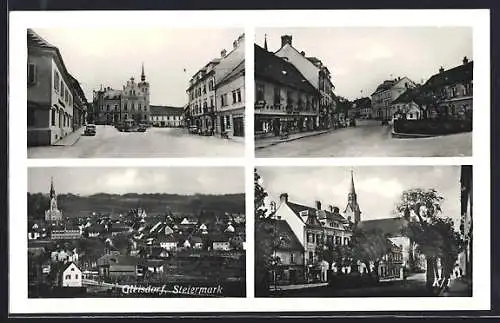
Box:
254, 27, 473, 157
27, 167, 246, 297
255, 166, 472, 297
27, 28, 245, 158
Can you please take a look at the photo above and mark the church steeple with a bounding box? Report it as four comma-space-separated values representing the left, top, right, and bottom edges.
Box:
344, 169, 361, 224
50, 177, 55, 200
264, 34, 268, 51
141, 62, 146, 82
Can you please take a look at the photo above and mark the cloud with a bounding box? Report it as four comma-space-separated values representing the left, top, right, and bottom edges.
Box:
356, 177, 404, 199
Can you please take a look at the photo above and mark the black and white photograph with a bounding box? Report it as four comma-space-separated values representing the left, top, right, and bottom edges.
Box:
27, 167, 246, 297
255, 166, 472, 297
254, 27, 473, 157
26, 27, 245, 158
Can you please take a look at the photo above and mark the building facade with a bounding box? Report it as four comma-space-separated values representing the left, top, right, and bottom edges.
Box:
149, 105, 184, 127
68, 74, 88, 131
186, 59, 220, 134
419, 57, 473, 121
371, 76, 416, 121
92, 64, 150, 125
27, 29, 84, 146
45, 177, 63, 222
62, 263, 83, 287
215, 61, 245, 137
274, 35, 336, 129
254, 44, 319, 138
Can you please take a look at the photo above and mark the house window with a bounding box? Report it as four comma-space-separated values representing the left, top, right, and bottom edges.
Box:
220, 95, 225, 107
124, 103, 127, 111
225, 115, 231, 128
106, 104, 110, 111
60, 80, 64, 97
75, 274, 79, 279
290, 253, 295, 264
237, 89, 242, 102
210, 96, 214, 107
308, 252, 314, 263
344, 237, 349, 245
28, 63, 36, 85
232, 91, 237, 104
51, 109, 56, 126
256, 82, 265, 101
114, 104, 118, 111
54, 71, 60, 92
65, 275, 71, 279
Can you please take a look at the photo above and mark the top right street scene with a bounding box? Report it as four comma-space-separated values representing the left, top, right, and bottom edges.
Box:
254, 27, 473, 158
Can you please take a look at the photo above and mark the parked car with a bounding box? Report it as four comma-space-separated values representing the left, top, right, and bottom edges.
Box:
84, 124, 96, 136
115, 122, 125, 132
188, 125, 199, 134
137, 124, 147, 132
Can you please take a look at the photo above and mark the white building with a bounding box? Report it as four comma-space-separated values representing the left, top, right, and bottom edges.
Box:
212, 240, 230, 251
62, 262, 82, 287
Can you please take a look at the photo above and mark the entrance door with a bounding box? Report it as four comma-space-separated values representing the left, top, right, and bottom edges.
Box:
289, 269, 297, 284
220, 116, 225, 133
233, 117, 244, 137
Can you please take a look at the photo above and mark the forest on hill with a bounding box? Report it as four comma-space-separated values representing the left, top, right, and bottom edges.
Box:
28, 192, 245, 220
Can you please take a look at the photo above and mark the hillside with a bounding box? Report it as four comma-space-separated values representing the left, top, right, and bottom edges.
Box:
28, 192, 245, 220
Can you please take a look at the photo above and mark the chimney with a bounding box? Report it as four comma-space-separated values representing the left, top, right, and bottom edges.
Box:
279, 193, 288, 204
221, 49, 227, 58
328, 205, 334, 212
439, 66, 445, 73
315, 201, 322, 210
281, 35, 292, 47
463, 56, 469, 65
300, 51, 305, 56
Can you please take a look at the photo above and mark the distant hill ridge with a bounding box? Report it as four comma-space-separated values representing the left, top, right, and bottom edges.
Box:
28, 192, 245, 219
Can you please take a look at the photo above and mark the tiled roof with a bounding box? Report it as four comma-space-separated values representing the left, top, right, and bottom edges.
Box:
150, 105, 184, 116
255, 44, 317, 94
214, 37, 245, 85
372, 80, 396, 95
287, 201, 348, 224
357, 217, 409, 237
27, 29, 56, 49
423, 61, 473, 89
391, 88, 424, 105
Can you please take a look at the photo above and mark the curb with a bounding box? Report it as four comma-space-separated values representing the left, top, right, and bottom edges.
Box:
53, 131, 83, 147
255, 130, 332, 150
391, 129, 472, 139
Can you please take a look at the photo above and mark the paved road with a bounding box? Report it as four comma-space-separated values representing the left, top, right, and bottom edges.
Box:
28, 126, 244, 158
256, 125, 472, 157
272, 273, 434, 297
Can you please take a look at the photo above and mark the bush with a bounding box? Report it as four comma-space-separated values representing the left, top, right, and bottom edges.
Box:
394, 119, 472, 135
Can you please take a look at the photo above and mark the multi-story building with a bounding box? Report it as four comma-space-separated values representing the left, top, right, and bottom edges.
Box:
51, 228, 82, 240
45, 177, 63, 222
149, 105, 184, 127
274, 35, 336, 129
254, 44, 319, 138
351, 97, 372, 119
371, 76, 416, 121
419, 57, 473, 121
92, 64, 150, 125
186, 58, 220, 134
214, 34, 245, 138
68, 74, 88, 131
27, 29, 84, 146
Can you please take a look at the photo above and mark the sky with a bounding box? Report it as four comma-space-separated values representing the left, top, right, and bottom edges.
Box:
257, 166, 462, 228
28, 167, 244, 195
256, 27, 472, 100
33, 28, 244, 106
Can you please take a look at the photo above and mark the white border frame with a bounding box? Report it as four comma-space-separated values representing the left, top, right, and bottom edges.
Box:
10, 9, 490, 313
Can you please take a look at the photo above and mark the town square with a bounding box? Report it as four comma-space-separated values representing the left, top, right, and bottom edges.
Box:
254, 27, 472, 157
27, 28, 245, 158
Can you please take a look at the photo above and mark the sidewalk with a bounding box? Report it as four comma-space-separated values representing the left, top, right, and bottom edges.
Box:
269, 282, 328, 291
255, 129, 333, 150
439, 277, 472, 297
53, 126, 84, 146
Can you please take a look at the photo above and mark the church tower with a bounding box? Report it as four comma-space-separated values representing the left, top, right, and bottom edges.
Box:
343, 170, 361, 224
45, 177, 62, 222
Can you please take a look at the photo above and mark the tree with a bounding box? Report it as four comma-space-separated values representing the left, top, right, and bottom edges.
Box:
395, 188, 464, 291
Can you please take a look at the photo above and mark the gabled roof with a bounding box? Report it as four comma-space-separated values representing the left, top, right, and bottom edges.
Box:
391, 88, 424, 106
423, 61, 473, 89
150, 105, 184, 116
287, 201, 348, 225
217, 60, 245, 86
265, 219, 304, 252
372, 80, 396, 95
159, 235, 177, 243
255, 44, 317, 94
357, 217, 409, 237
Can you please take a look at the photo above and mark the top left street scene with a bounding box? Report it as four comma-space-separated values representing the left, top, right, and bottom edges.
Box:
27, 28, 245, 158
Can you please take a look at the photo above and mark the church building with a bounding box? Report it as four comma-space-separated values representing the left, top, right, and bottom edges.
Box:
45, 177, 63, 222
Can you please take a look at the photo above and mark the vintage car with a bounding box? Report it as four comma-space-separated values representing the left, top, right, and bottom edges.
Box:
137, 124, 148, 132
115, 122, 126, 132
84, 124, 96, 136
188, 125, 199, 134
